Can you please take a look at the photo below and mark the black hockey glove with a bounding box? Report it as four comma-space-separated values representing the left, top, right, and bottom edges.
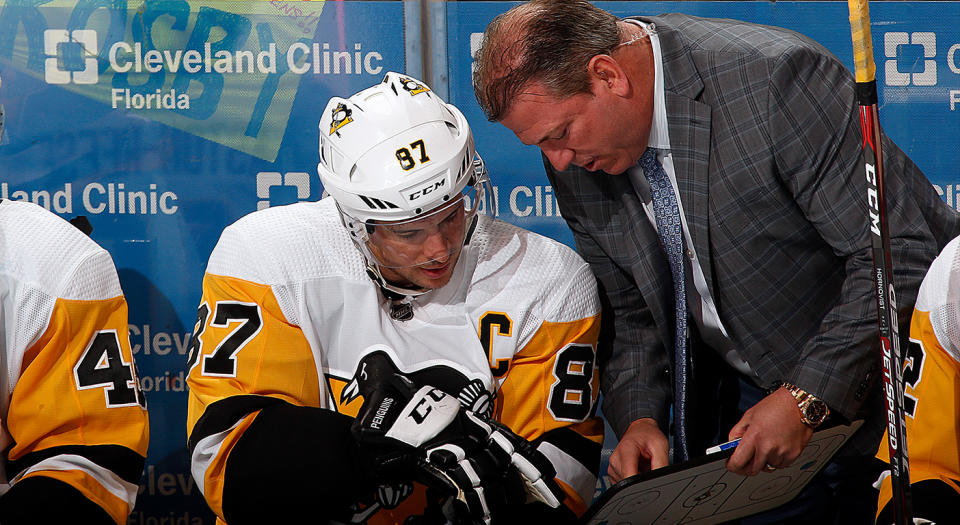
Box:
419, 411, 566, 524
352, 373, 565, 524
486, 419, 565, 508
351, 372, 455, 483
352, 373, 510, 521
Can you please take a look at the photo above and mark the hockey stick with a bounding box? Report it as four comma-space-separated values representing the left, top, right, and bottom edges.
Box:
846, 1, 913, 524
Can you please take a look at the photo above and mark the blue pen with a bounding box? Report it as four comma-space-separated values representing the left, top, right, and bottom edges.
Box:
705, 438, 741, 455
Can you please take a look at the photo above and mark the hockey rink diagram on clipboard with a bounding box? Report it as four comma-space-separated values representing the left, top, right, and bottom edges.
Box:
583, 421, 863, 524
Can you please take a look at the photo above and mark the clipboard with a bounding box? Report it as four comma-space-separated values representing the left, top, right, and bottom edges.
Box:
581, 420, 863, 524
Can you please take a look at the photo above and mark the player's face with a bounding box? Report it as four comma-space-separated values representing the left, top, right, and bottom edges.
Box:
501, 81, 650, 175
366, 199, 467, 290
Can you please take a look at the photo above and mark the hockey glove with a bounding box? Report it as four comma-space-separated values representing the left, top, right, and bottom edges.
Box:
351, 372, 462, 483
417, 409, 517, 524
353, 375, 508, 522
352, 374, 564, 523
418, 412, 565, 524
486, 419, 565, 508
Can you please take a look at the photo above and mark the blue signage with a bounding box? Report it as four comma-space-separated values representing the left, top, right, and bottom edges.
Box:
1, 1, 957, 521
1, 1, 405, 522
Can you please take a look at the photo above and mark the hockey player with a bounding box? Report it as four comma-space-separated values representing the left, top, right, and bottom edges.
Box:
0, 200, 149, 524
186, 72, 603, 524
875, 235, 960, 524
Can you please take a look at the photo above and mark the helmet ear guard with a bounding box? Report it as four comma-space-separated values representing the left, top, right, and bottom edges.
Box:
317, 72, 493, 296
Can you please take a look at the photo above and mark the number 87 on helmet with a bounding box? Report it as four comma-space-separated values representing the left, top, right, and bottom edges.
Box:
317, 72, 494, 297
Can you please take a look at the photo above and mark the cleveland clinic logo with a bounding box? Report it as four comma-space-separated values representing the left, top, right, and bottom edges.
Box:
44, 29, 98, 85
256, 172, 311, 210
884, 31, 937, 86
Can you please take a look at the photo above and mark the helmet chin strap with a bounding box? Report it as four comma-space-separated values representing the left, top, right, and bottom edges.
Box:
366, 265, 430, 298
364, 266, 427, 322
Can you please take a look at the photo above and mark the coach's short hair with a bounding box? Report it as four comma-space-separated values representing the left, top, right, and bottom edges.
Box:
473, 0, 620, 121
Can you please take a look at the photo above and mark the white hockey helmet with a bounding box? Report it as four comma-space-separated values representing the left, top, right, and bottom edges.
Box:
317, 72, 491, 294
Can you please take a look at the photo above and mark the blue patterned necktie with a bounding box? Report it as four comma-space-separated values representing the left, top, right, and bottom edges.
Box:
640, 147, 690, 462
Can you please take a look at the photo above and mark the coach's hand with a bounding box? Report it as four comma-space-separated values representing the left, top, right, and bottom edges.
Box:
608, 418, 670, 482
726, 387, 812, 476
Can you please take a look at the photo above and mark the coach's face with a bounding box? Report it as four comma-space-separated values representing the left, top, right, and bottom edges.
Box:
499, 38, 655, 176
501, 76, 651, 175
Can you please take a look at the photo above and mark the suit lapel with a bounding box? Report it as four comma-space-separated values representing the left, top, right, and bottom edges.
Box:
653, 17, 717, 300
547, 161, 674, 348
614, 177, 675, 346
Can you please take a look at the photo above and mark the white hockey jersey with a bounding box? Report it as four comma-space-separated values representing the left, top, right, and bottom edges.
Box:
876, 235, 960, 521
0, 200, 148, 523
187, 197, 603, 523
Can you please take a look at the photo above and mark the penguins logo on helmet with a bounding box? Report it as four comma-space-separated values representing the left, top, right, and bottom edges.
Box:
328, 102, 353, 136
398, 76, 429, 96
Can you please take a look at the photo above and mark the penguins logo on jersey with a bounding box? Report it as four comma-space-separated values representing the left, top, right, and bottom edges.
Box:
337, 350, 494, 418
398, 76, 429, 96
329, 102, 354, 136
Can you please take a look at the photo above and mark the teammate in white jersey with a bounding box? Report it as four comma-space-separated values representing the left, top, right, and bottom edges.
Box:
0, 200, 149, 524
875, 235, 960, 524
186, 73, 604, 524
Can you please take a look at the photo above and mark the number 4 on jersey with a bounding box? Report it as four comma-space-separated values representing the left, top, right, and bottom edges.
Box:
74, 330, 146, 408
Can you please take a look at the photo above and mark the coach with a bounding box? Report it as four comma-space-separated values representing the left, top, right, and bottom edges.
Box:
472, 0, 960, 521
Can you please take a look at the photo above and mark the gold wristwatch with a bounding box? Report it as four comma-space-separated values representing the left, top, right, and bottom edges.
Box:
782, 382, 829, 428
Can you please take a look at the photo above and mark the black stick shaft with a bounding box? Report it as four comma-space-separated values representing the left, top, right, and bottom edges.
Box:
847, 1, 912, 523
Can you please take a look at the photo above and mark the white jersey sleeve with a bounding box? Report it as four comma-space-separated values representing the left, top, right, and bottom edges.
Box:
0, 200, 149, 524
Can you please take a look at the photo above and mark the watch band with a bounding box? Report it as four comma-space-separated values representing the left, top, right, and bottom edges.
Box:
781, 382, 830, 428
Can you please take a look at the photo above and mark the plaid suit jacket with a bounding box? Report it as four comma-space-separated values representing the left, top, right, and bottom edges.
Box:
544, 14, 960, 455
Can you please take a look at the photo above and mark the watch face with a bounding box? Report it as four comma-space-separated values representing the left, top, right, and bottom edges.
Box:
804, 400, 828, 425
